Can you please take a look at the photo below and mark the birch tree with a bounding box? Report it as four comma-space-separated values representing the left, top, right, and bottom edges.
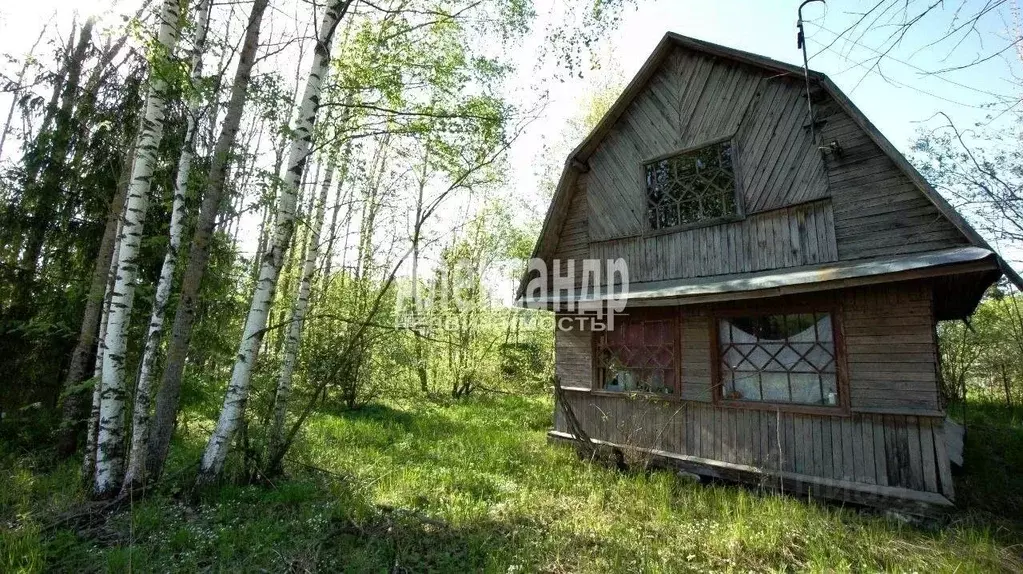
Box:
94, 0, 183, 497
83, 213, 124, 479
123, 0, 213, 492
57, 131, 136, 457
147, 0, 270, 481
198, 0, 353, 484
268, 153, 337, 473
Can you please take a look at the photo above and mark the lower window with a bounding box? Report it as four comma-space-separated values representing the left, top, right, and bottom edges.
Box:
718, 312, 838, 406
596, 311, 678, 395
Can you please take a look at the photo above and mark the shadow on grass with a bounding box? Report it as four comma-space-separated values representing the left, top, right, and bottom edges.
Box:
950, 400, 1023, 531
37, 471, 633, 573
314, 401, 420, 427
319, 503, 629, 572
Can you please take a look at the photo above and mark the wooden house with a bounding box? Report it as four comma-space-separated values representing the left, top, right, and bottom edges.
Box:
521, 33, 1023, 511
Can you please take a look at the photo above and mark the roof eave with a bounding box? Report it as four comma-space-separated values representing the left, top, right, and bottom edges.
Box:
519, 32, 1023, 299
518, 247, 1000, 309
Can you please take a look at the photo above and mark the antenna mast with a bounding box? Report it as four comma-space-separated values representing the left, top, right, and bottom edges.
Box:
797, 0, 825, 144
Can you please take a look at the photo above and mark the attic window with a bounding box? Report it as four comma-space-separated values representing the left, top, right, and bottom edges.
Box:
645, 140, 739, 230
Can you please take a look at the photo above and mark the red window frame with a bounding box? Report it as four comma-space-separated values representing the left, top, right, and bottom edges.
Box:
711, 306, 849, 415
593, 308, 680, 396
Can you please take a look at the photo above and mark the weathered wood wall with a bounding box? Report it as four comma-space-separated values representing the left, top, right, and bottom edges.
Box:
543, 45, 972, 287
555, 323, 592, 390
554, 282, 941, 412
817, 103, 968, 260
589, 199, 837, 283
552, 391, 954, 499
843, 283, 941, 411
584, 48, 828, 242
551, 282, 949, 497
549, 176, 590, 290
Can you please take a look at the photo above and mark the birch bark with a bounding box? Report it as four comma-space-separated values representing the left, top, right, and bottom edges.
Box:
123, 0, 212, 491
146, 0, 269, 480
94, 0, 182, 497
268, 156, 335, 471
83, 214, 123, 479
198, 0, 352, 484
58, 132, 136, 457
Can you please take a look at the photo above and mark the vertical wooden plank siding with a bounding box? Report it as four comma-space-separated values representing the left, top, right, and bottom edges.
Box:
557, 390, 949, 497
588, 199, 838, 284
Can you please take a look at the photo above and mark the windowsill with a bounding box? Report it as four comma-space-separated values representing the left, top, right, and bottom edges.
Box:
590, 388, 681, 402
716, 398, 849, 416
644, 213, 744, 238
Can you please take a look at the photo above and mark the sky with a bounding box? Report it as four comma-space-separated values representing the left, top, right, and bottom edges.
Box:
1, 0, 1021, 270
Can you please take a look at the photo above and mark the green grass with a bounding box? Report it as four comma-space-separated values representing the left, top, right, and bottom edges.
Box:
3, 395, 1023, 572
949, 400, 1023, 525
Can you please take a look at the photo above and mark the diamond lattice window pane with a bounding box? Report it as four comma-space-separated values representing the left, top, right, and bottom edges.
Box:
598, 312, 678, 395
805, 345, 836, 371
717, 312, 838, 406
645, 141, 738, 230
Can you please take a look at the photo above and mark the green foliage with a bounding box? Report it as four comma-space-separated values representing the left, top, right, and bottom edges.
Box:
3, 396, 1023, 572
938, 289, 1023, 405
950, 399, 1023, 524
0, 44, 150, 413
535, 62, 626, 202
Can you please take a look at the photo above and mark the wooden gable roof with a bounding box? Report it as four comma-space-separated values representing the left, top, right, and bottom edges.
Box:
522, 32, 1023, 297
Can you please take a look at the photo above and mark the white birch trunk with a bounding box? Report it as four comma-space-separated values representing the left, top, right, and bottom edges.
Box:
123, 0, 211, 491
94, 0, 182, 497
198, 0, 350, 483
268, 158, 334, 465
83, 215, 123, 479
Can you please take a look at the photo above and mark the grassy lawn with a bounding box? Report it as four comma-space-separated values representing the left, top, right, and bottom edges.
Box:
3, 395, 1023, 572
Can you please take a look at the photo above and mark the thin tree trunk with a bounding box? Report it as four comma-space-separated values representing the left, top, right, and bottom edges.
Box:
355, 135, 389, 284
271, 165, 314, 361
268, 156, 334, 474
1002, 364, 1013, 407
146, 0, 269, 481
318, 141, 351, 285
411, 147, 429, 392
94, 0, 183, 498
83, 213, 124, 479
14, 19, 95, 312
198, 0, 352, 485
123, 0, 212, 492
57, 134, 136, 458
0, 23, 49, 159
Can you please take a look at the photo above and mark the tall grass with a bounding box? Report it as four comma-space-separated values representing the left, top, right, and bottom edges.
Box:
2, 395, 1022, 572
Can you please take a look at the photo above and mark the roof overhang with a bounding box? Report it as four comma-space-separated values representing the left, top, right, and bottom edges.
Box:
519, 247, 1000, 315
518, 32, 1023, 300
